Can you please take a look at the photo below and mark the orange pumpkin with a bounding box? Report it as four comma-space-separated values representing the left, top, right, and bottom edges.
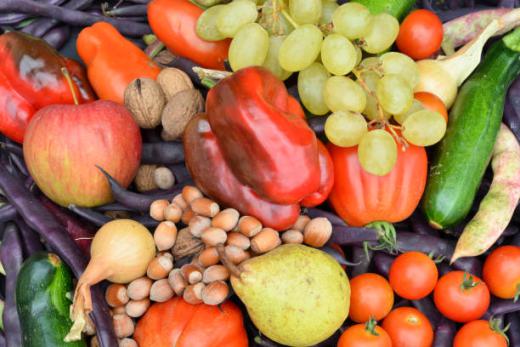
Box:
134, 297, 248, 347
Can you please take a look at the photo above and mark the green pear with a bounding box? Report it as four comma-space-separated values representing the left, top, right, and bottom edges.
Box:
231, 244, 350, 346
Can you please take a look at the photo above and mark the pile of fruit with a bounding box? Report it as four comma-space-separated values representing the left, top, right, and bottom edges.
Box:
0, 0, 519, 347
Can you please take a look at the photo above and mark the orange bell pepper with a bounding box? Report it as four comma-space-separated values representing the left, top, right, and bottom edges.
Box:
148, 0, 230, 70
77, 22, 160, 103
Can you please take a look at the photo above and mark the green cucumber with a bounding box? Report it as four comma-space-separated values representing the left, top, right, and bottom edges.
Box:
422, 27, 520, 229
352, 0, 415, 20
16, 252, 87, 347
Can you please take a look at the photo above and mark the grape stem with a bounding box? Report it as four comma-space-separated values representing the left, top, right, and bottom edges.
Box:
281, 9, 299, 29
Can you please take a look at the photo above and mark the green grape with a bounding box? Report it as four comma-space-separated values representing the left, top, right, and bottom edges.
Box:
258, 0, 292, 35
402, 109, 447, 147
279, 24, 323, 72
376, 74, 413, 115
289, 0, 322, 25
324, 111, 368, 147
358, 72, 388, 121
358, 129, 397, 176
263, 35, 292, 80
217, 0, 258, 38
196, 5, 227, 41
324, 76, 366, 113
321, 34, 357, 76
393, 99, 423, 124
359, 57, 381, 71
298, 62, 330, 115
380, 52, 420, 88
355, 45, 362, 66
229, 23, 269, 71
332, 2, 371, 40
362, 13, 399, 54
319, 1, 339, 25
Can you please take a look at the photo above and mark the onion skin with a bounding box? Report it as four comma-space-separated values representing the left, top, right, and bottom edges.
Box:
415, 60, 458, 108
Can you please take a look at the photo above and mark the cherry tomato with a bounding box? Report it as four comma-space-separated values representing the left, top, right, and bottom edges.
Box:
483, 245, 520, 300
414, 92, 448, 122
389, 251, 438, 300
454, 320, 508, 347
433, 271, 490, 323
338, 320, 392, 347
396, 9, 443, 60
349, 273, 394, 323
382, 307, 434, 347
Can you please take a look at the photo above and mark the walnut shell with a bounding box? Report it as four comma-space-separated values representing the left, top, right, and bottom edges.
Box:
172, 228, 204, 260
124, 78, 166, 129
134, 164, 158, 192
161, 89, 204, 141
157, 68, 193, 101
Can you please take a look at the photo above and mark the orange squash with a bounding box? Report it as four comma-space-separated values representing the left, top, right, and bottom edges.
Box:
134, 297, 248, 347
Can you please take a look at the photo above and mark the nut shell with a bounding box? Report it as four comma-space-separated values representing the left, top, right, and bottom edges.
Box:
161, 89, 204, 141
157, 68, 193, 100
124, 78, 166, 129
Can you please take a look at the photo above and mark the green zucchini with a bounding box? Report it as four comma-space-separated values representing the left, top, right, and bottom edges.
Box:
16, 252, 87, 347
352, 0, 415, 20
422, 27, 520, 229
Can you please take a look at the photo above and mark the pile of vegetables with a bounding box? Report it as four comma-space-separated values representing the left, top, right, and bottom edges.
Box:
0, 0, 520, 347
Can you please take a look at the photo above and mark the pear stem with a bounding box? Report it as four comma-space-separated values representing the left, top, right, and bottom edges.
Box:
216, 244, 242, 278
61, 67, 79, 105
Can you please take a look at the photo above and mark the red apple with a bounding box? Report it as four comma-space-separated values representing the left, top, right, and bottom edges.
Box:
23, 100, 141, 207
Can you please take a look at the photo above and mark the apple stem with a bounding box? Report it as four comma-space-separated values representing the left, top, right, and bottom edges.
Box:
61, 67, 79, 105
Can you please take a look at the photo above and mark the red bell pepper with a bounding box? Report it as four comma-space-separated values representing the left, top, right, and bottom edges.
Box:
206, 67, 321, 205
184, 113, 300, 230
301, 140, 335, 208
328, 141, 427, 227
0, 32, 94, 143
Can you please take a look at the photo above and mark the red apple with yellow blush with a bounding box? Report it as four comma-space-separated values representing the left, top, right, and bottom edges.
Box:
23, 98, 141, 207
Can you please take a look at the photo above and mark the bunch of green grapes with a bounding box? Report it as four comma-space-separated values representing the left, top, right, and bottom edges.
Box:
195, 0, 447, 177
324, 53, 447, 176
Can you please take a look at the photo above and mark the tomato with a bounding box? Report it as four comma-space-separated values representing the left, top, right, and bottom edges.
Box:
382, 307, 434, 347
483, 245, 520, 300
328, 142, 427, 227
396, 9, 443, 60
433, 271, 490, 323
389, 251, 438, 300
337, 320, 392, 347
414, 92, 448, 122
349, 273, 394, 323
148, 0, 230, 69
454, 320, 508, 347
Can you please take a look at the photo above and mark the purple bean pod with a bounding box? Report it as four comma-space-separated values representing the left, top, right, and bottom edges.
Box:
307, 116, 327, 137
168, 163, 192, 185
372, 252, 394, 278
40, 196, 94, 256
305, 208, 347, 227
68, 205, 111, 227
330, 226, 380, 245
511, 232, 520, 246
483, 298, 520, 319
433, 317, 457, 347
412, 297, 442, 328
0, 163, 117, 347
105, 4, 148, 17
42, 25, 70, 50
95, 203, 136, 212
410, 211, 438, 236
0, 0, 151, 37
507, 313, 520, 347
0, 224, 23, 347
8, 153, 28, 177
0, 332, 5, 347
98, 165, 182, 212
350, 245, 373, 277
141, 142, 185, 165
504, 76, 520, 142
22, 0, 94, 37
0, 205, 17, 223
15, 217, 44, 255
0, 142, 22, 157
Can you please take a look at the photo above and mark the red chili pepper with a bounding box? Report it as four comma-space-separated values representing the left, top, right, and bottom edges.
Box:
0, 32, 94, 143
328, 142, 427, 226
184, 113, 300, 230
206, 67, 321, 205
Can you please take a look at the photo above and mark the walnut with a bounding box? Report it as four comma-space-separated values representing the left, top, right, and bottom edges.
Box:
157, 68, 193, 101
134, 164, 158, 192
172, 228, 204, 260
124, 78, 166, 129
161, 89, 204, 141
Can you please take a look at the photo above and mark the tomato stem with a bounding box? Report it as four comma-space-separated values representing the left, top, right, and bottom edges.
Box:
365, 317, 380, 336
366, 221, 397, 254
514, 283, 520, 302
489, 317, 510, 345
460, 272, 481, 290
